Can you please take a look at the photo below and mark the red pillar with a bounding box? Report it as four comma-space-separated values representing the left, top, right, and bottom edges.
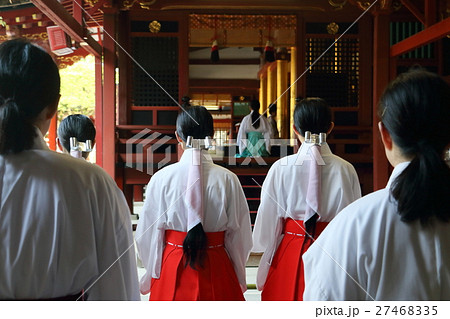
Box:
48, 114, 58, 151
372, 12, 390, 190
102, 11, 116, 179
95, 56, 103, 167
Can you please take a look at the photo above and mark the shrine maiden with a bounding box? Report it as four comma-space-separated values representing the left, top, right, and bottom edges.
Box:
252, 98, 361, 300
303, 69, 450, 300
0, 39, 139, 300
136, 106, 252, 300
57, 114, 96, 160
236, 99, 272, 156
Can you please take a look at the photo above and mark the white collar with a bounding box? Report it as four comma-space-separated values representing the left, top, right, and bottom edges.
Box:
298, 142, 332, 157
179, 148, 213, 164
386, 161, 410, 189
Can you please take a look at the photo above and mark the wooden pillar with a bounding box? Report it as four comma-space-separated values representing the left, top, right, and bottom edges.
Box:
48, 114, 57, 151
102, 11, 116, 179
372, 12, 390, 190
118, 10, 130, 126
276, 60, 288, 139
95, 56, 103, 167
424, 0, 437, 27
267, 62, 277, 113
290, 46, 297, 141
259, 75, 267, 114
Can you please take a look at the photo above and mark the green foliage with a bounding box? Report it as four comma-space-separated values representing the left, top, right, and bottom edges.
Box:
58, 55, 95, 122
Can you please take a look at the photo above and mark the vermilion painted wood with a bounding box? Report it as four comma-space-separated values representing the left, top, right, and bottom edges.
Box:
390, 17, 450, 57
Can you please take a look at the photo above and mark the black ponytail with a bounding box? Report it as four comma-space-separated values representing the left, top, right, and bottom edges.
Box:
176, 106, 213, 269
0, 98, 36, 154
379, 68, 450, 225
250, 100, 261, 129
183, 223, 208, 269
0, 39, 60, 155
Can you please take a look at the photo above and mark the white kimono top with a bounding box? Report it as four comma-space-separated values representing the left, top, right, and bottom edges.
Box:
303, 162, 450, 300
135, 149, 253, 295
236, 111, 272, 154
252, 142, 361, 290
0, 129, 140, 300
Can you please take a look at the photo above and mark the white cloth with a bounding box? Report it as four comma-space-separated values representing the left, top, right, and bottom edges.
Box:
304, 144, 325, 223
0, 129, 140, 300
236, 111, 272, 154
252, 142, 361, 290
185, 148, 203, 231
303, 162, 450, 300
135, 148, 253, 295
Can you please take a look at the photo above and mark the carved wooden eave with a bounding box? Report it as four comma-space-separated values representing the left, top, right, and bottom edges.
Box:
118, 0, 326, 12
30, 0, 102, 56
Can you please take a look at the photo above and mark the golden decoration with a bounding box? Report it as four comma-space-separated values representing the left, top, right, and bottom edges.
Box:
57, 56, 84, 69
122, 0, 156, 10
85, 0, 98, 7
327, 22, 339, 35
392, 0, 402, 11
23, 32, 48, 41
239, 96, 245, 101
149, 20, 161, 33
328, 0, 347, 10
0, 16, 6, 28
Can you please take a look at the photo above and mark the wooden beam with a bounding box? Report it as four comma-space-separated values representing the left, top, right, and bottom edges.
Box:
189, 58, 260, 65
400, 0, 425, 25
190, 79, 259, 89
31, 0, 101, 57
86, 0, 107, 22
424, 0, 436, 27
390, 17, 450, 57
73, 0, 83, 24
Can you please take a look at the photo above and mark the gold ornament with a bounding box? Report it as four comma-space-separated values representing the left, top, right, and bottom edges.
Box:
23, 32, 49, 41
85, 0, 98, 7
57, 56, 84, 69
327, 22, 339, 35
149, 20, 161, 33
122, 0, 156, 10
328, 0, 347, 10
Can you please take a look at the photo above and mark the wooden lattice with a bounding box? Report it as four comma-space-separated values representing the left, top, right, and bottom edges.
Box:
305, 37, 359, 107
132, 37, 179, 107
390, 22, 434, 59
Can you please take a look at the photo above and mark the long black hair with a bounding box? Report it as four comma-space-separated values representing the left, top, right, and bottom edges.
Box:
0, 39, 60, 155
176, 106, 214, 269
379, 68, 450, 225
250, 99, 261, 129
58, 114, 96, 157
294, 97, 331, 136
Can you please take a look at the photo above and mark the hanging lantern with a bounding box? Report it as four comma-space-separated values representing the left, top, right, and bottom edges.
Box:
211, 39, 219, 63
47, 26, 73, 56
264, 40, 275, 62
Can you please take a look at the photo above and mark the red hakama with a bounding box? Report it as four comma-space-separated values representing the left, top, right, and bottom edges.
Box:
149, 230, 245, 301
261, 218, 328, 301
